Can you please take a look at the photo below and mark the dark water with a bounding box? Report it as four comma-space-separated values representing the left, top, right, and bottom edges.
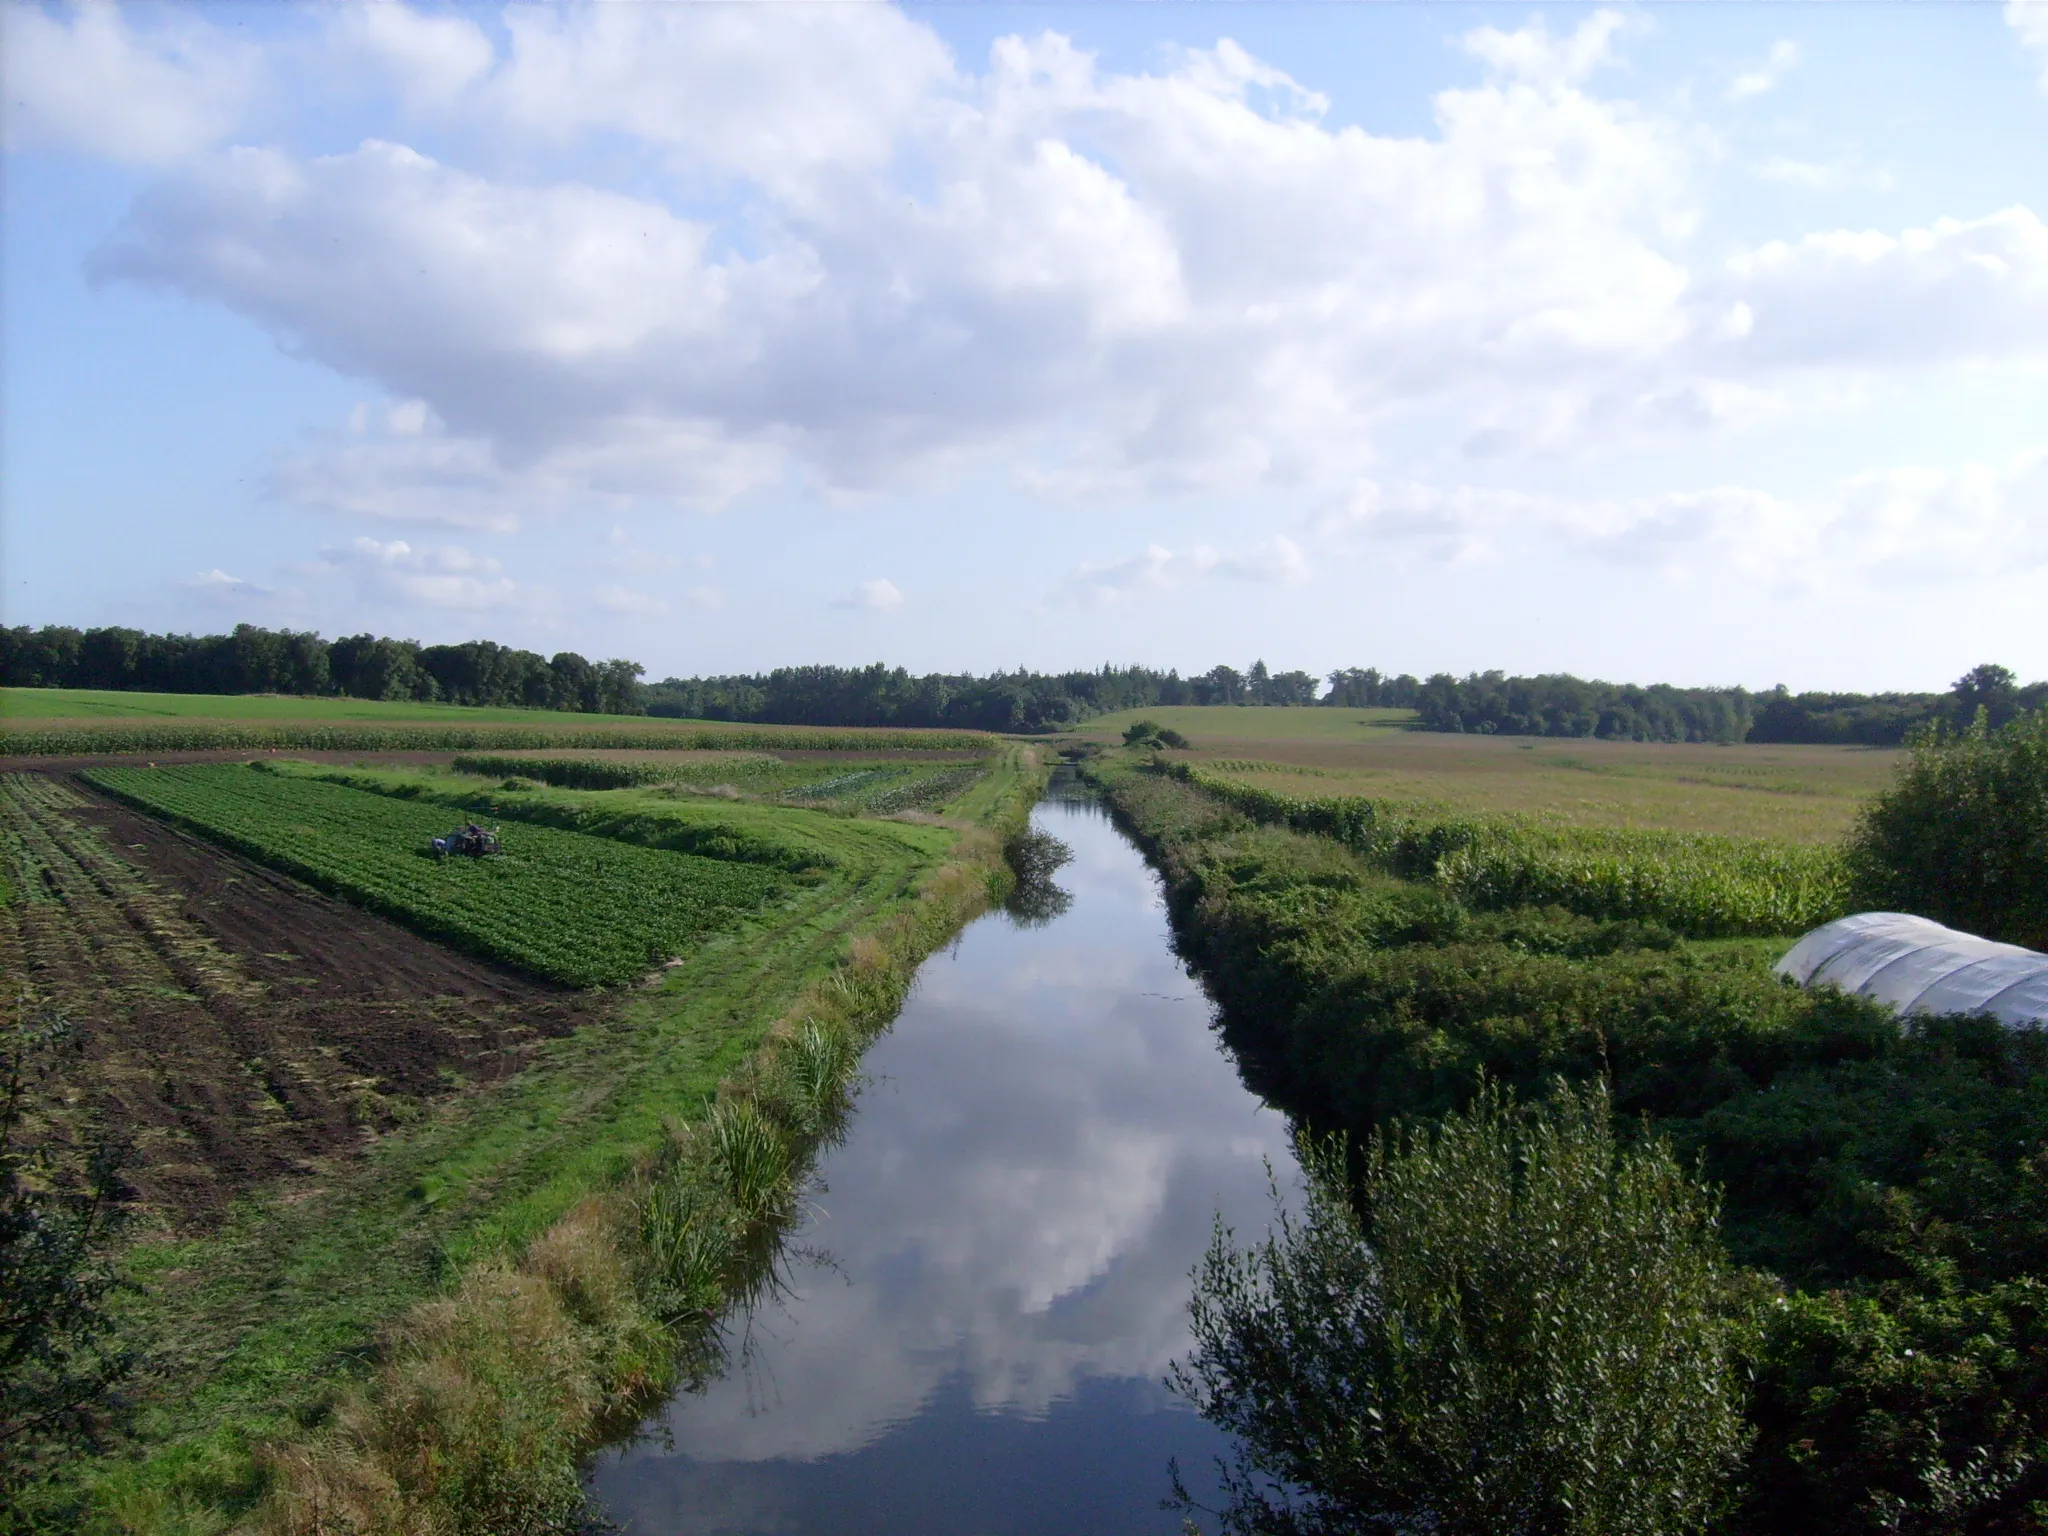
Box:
588, 785, 1301, 1536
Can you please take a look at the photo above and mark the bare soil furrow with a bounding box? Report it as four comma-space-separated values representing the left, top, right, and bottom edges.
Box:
2, 772, 604, 1228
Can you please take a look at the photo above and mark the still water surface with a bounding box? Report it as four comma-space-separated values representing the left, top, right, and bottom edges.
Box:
589, 783, 1302, 1535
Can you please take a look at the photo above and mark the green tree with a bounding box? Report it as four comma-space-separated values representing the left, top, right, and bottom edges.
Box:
1845, 707, 2048, 949
1172, 1079, 1750, 1536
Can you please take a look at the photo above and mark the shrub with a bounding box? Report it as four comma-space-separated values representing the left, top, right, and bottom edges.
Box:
1845, 709, 2048, 949
1172, 1079, 1751, 1536
0, 1001, 143, 1513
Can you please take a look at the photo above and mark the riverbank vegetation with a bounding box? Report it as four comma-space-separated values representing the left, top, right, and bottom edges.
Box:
1086, 731, 2048, 1532
3, 746, 1045, 1531
1177, 1082, 1752, 1535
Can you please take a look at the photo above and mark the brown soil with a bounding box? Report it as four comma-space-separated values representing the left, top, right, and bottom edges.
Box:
2, 775, 603, 1229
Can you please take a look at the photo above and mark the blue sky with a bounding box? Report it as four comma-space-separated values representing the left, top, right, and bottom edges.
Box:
6, 1, 2048, 689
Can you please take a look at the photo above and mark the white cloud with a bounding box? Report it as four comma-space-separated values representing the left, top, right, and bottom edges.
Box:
1059, 535, 1308, 608
4, 0, 258, 163
593, 585, 668, 617
326, 1, 493, 112
1709, 207, 2048, 371
68, 6, 2048, 529
1320, 452, 2048, 587
1729, 39, 1800, 101
88, 11, 1712, 508
2010, 2, 2048, 90
842, 577, 904, 612
1755, 156, 1892, 193
481, 2, 956, 193
320, 536, 517, 610
182, 566, 267, 599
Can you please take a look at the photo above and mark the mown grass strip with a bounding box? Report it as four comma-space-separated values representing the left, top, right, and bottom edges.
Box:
82, 765, 787, 988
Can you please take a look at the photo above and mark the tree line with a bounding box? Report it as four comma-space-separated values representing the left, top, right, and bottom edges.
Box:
0, 624, 644, 716
4, 622, 2039, 744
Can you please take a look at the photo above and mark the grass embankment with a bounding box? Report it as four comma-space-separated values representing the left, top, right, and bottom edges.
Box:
50, 747, 1046, 1533
1083, 750, 2048, 1531
1068, 704, 1900, 843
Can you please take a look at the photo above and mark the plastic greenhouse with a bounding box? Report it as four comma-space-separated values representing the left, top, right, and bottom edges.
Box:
1776, 912, 2048, 1028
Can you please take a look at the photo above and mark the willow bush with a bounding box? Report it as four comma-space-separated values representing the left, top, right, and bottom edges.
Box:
1174, 1080, 1751, 1536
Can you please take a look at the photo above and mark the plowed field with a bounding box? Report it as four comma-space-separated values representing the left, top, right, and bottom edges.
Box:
1, 773, 602, 1228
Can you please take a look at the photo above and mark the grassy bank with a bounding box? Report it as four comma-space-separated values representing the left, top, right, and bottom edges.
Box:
35, 748, 1046, 1532
1081, 749, 2048, 1531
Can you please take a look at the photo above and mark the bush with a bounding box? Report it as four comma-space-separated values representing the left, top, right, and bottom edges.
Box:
1, 1001, 143, 1512
1846, 709, 2048, 949
1173, 1080, 1750, 1536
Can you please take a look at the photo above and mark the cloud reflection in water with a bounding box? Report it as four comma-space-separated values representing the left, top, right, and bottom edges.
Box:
589, 796, 1301, 1535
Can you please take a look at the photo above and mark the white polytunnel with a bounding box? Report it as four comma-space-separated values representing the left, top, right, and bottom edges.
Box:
1775, 912, 2048, 1029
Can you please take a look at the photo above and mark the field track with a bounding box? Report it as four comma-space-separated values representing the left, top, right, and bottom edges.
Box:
2, 772, 602, 1228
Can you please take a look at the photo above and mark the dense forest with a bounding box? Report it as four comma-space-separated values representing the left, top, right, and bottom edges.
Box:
0, 624, 645, 716
3, 623, 2040, 744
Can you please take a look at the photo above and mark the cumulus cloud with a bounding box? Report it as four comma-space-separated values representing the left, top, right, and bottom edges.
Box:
1058, 536, 1308, 608
1320, 453, 2048, 587
319, 536, 517, 609
325, 2, 494, 112
84, 9, 1715, 511
1729, 39, 1800, 101
4, 0, 258, 163
182, 566, 268, 600
61, 4, 2048, 526
1706, 207, 2048, 370
841, 578, 905, 612
2010, 2, 2048, 89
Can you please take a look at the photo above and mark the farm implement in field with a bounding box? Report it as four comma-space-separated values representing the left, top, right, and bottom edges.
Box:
432, 823, 501, 859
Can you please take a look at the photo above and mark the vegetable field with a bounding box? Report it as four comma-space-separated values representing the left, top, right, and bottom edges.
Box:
84, 765, 788, 987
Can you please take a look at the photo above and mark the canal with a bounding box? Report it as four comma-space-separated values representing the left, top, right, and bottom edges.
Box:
588, 777, 1302, 1535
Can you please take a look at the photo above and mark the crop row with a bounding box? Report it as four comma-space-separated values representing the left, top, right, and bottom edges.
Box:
1168, 761, 1847, 937
3, 721, 996, 757
452, 754, 777, 791
84, 765, 788, 987
455, 753, 989, 814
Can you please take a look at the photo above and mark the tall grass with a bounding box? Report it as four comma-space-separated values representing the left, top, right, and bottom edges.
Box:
1168, 760, 1846, 937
